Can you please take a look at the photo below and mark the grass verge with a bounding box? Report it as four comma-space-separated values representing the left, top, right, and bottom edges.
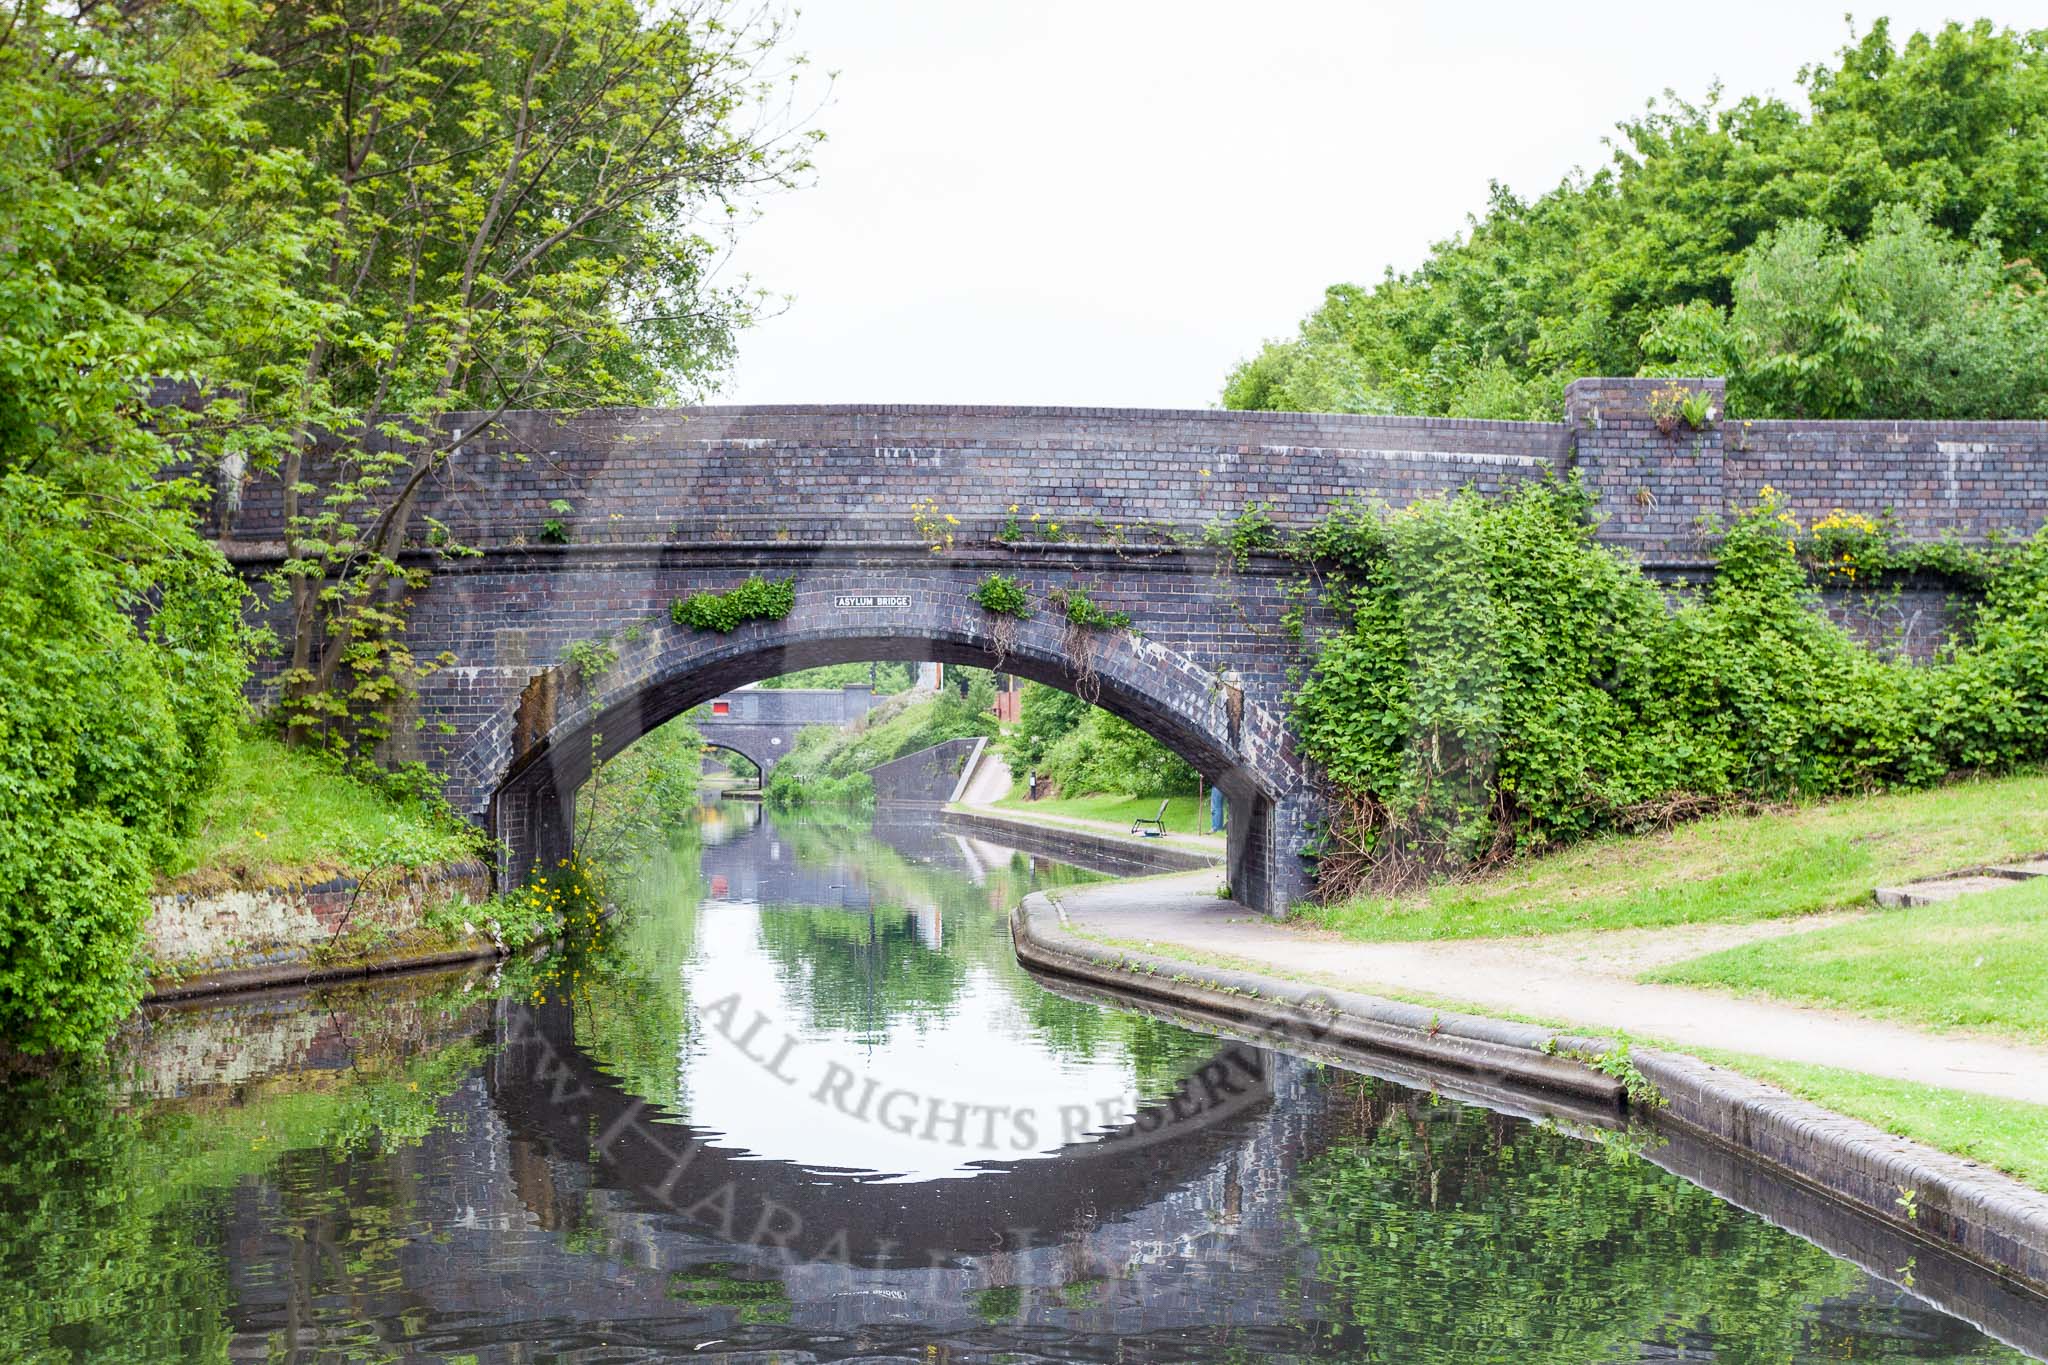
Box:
994, 789, 1210, 836
1074, 926, 2048, 1192
1692, 1050, 2048, 1190
1649, 877, 2048, 1043
1301, 770, 2048, 941
163, 731, 483, 891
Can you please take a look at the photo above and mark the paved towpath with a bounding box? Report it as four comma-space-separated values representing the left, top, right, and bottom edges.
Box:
1050, 871, 2048, 1107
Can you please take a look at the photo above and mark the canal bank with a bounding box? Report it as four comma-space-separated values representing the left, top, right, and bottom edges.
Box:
1012, 871, 2048, 1301
143, 857, 507, 1003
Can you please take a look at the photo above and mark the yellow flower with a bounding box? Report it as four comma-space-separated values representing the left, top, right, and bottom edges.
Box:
1009, 504, 1019, 513
1200, 469, 1212, 478
944, 514, 958, 525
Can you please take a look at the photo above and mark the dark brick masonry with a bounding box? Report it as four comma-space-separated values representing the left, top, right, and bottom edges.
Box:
219, 381, 2048, 914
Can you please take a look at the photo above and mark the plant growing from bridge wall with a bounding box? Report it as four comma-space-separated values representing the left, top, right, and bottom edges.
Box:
1046, 588, 1130, 703
564, 637, 618, 686
670, 577, 796, 633
910, 497, 957, 553
1204, 502, 1282, 571
540, 500, 575, 545
972, 574, 1033, 618
973, 574, 1032, 668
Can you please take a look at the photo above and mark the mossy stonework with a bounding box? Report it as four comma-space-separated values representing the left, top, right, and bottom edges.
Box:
144, 860, 492, 996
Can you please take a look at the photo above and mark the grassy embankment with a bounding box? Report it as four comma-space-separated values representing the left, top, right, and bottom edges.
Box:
163, 731, 482, 891
1286, 771, 2048, 1187
1300, 771, 2048, 942
992, 789, 1211, 837
1652, 875, 2048, 1041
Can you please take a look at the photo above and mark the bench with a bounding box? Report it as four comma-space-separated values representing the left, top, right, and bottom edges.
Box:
1130, 799, 1169, 837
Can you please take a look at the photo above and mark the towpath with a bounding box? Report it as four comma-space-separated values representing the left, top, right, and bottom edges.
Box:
1049, 871, 2048, 1107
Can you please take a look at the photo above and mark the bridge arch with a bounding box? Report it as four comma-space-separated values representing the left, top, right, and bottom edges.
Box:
697, 739, 765, 783
466, 577, 1315, 913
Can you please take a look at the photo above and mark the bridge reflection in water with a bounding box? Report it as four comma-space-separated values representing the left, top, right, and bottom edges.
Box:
46, 805, 2043, 1363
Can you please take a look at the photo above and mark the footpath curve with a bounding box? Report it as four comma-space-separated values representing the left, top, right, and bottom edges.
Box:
1010, 871, 2048, 1303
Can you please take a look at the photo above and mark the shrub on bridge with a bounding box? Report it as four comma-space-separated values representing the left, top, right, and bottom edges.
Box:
669, 577, 795, 633
1289, 479, 2048, 895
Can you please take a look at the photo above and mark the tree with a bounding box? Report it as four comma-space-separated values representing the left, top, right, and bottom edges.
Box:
1225, 18, 2048, 422
237, 0, 818, 755
0, 0, 275, 1054
1642, 207, 2048, 418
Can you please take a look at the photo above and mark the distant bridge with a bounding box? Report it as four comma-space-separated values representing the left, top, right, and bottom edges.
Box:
692, 684, 889, 780
219, 377, 2048, 914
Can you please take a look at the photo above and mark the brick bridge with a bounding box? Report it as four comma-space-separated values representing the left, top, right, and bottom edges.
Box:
694, 684, 890, 780
223, 377, 2048, 914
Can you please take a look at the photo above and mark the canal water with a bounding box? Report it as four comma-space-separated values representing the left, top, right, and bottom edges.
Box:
2, 800, 2041, 1362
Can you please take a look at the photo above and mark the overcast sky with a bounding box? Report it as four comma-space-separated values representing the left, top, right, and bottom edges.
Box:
715, 2, 2033, 409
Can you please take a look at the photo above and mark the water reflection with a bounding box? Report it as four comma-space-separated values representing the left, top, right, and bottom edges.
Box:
0, 802, 2039, 1362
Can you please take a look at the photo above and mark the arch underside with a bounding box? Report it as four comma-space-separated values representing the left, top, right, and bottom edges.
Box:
482, 615, 1311, 914
697, 740, 763, 777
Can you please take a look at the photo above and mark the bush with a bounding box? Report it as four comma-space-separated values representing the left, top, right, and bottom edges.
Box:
0, 479, 245, 1056
1039, 709, 1199, 799
1289, 479, 2048, 894
670, 577, 795, 633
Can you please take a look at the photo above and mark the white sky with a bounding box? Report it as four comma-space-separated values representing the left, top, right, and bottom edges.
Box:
716, 1, 2034, 409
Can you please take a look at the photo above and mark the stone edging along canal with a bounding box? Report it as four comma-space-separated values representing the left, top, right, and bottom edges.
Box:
938, 806, 1220, 876
1008, 886, 2048, 1299
143, 858, 504, 1004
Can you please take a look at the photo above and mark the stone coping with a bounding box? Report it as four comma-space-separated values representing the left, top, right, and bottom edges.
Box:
941, 808, 1220, 876
144, 937, 506, 1005
1009, 887, 2048, 1299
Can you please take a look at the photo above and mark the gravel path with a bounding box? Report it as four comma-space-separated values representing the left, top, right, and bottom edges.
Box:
1052, 871, 2048, 1107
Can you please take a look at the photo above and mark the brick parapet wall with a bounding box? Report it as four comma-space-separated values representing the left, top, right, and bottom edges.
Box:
218, 405, 1571, 553
1727, 419, 2048, 541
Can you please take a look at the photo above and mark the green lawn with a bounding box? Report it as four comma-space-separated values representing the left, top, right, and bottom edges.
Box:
993, 789, 1212, 837
1301, 771, 2048, 941
164, 731, 482, 890
1651, 877, 2048, 1043
1692, 1050, 2048, 1189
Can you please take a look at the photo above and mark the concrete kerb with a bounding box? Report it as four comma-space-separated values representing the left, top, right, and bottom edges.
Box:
1009, 886, 2048, 1298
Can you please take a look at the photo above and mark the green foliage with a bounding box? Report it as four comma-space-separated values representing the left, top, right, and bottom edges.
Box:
476, 850, 609, 953
1228, 19, 2048, 422
1289, 479, 2048, 892
1643, 207, 2048, 419
1203, 502, 1282, 569
764, 689, 996, 807
564, 636, 619, 685
1050, 588, 1131, 630
1039, 709, 1199, 800
670, 577, 796, 633
971, 573, 1034, 617
997, 682, 1092, 776
995, 681, 1195, 799
756, 662, 916, 693
0, 482, 248, 1056
540, 499, 575, 545
572, 715, 706, 858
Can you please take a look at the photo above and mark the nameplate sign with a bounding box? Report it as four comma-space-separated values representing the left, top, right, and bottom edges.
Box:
834, 594, 912, 609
